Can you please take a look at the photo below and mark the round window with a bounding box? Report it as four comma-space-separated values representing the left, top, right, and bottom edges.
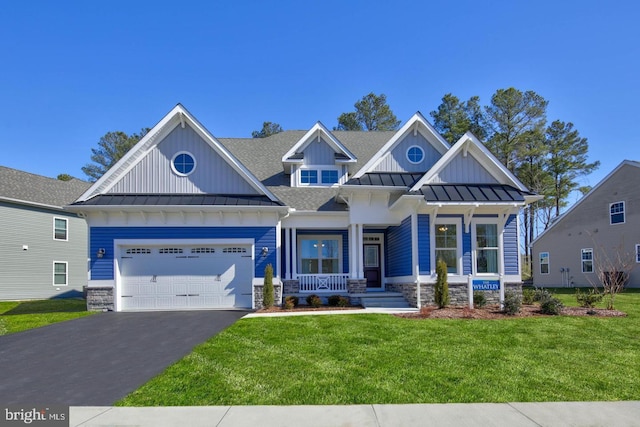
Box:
406, 146, 424, 164
171, 152, 196, 176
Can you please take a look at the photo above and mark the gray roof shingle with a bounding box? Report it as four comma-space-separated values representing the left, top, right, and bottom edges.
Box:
0, 166, 90, 208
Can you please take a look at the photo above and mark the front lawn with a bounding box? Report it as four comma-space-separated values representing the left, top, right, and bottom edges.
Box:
0, 298, 94, 335
119, 289, 640, 406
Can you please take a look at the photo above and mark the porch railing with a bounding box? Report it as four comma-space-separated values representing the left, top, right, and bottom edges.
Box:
297, 274, 349, 293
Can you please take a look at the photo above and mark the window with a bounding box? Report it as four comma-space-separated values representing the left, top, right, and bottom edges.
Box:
53, 262, 68, 286
475, 224, 499, 274
223, 247, 247, 253
321, 170, 339, 184
610, 201, 625, 224
300, 169, 318, 184
299, 237, 341, 274
636, 244, 640, 263
53, 218, 68, 241
540, 252, 550, 274
435, 223, 458, 274
171, 152, 196, 176
581, 248, 593, 273
159, 248, 183, 254
406, 145, 424, 164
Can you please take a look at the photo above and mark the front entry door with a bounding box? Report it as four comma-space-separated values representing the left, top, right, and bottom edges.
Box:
363, 244, 382, 289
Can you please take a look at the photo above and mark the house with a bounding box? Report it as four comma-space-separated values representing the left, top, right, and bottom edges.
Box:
0, 167, 90, 300
68, 104, 538, 311
531, 160, 640, 288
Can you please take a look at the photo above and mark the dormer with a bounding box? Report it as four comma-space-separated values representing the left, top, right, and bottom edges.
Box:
282, 121, 357, 187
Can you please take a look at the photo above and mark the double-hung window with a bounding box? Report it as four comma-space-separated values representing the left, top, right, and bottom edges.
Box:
300, 170, 318, 184
581, 248, 593, 273
299, 237, 341, 274
53, 261, 68, 286
321, 170, 339, 184
435, 222, 459, 274
53, 218, 68, 241
610, 201, 625, 224
475, 223, 499, 274
539, 252, 550, 274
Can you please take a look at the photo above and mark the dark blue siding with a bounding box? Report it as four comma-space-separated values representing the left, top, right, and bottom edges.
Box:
295, 230, 349, 274
417, 214, 430, 274
463, 226, 472, 275
385, 217, 412, 277
90, 226, 276, 280
503, 214, 519, 275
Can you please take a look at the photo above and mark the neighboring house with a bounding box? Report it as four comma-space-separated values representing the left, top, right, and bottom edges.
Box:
68, 104, 538, 311
532, 160, 640, 288
0, 167, 90, 300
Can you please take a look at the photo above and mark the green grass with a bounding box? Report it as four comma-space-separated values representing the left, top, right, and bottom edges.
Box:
119, 289, 640, 406
0, 298, 94, 335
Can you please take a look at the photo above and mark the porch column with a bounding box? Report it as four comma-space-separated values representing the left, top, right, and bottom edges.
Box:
411, 212, 420, 307
276, 221, 282, 282
349, 223, 357, 278
291, 227, 297, 278
284, 227, 291, 280
356, 224, 364, 278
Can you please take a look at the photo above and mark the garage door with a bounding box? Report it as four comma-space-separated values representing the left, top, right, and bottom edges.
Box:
119, 244, 253, 310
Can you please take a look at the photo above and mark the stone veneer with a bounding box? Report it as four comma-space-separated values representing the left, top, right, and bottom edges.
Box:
85, 286, 115, 311
253, 284, 282, 309
386, 282, 523, 308
347, 279, 367, 305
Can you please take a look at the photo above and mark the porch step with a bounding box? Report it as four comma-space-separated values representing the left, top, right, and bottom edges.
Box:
360, 293, 411, 309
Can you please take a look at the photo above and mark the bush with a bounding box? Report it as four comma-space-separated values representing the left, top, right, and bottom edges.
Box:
473, 291, 487, 308
328, 295, 343, 306
575, 289, 603, 308
502, 290, 522, 315
283, 295, 298, 310
533, 288, 552, 303
435, 259, 449, 308
522, 288, 536, 305
262, 264, 274, 308
306, 294, 322, 308
540, 297, 564, 315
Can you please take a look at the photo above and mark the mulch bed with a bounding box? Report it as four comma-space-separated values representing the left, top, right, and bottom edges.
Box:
395, 304, 626, 319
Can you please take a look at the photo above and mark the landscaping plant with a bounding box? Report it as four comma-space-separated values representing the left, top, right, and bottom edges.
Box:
575, 288, 603, 308
502, 290, 521, 315
473, 291, 487, 308
262, 264, 274, 308
283, 296, 299, 310
306, 294, 322, 308
435, 259, 449, 308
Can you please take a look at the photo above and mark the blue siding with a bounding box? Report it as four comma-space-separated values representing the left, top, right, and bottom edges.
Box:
503, 214, 519, 275
295, 230, 349, 274
463, 226, 472, 275
417, 214, 430, 274
90, 226, 276, 280
385, 217, 412, 277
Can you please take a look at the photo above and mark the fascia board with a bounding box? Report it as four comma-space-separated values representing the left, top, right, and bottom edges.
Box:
281, 122, 356, 162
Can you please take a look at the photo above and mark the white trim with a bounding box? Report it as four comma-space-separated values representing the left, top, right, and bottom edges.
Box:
406, 145, 425, 164
281, 121, 356, 164
170, 151, 197, 177
636, 244, 640, 264
581, 248, 594, 274
53, 261, 68, 286
353, 112, 450, 178
531, 160, 640, 246
471, 219, 501, 276
609, 200, 626, 225
53, 217, 69, 241
431, 217, 463, 276
410, 132, 529, 192
539, 251, 550, 275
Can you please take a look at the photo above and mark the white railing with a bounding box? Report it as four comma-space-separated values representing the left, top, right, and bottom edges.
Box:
297, 274, 349, 292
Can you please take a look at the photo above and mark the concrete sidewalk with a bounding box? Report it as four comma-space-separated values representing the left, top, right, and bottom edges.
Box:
70, 401, 640, 426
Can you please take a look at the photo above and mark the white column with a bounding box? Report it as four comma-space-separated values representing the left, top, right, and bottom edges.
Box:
276, 221, 282, 283
349, 224, 357, 278
468, 274, 473, 309
291, 228, 297, 278
284, 227, 291, 280
411, 212, 420, 307
356, 224, 364, 278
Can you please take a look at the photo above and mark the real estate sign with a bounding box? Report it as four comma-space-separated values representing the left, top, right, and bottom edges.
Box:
472, 279, 500, 291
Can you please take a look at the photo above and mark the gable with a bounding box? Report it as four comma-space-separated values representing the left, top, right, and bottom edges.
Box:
430, 151, 498, 184
302, 137, 338, 165
108, 124, 260, 195
372, 131, 442, 173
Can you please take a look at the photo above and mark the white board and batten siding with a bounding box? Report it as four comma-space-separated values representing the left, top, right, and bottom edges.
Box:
108, 124, 259, 195
302, 137, 337, 165
431, 154, 499, 184
372, 132, 442, 173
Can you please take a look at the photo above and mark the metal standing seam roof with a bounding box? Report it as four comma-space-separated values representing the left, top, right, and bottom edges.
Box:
71, 194, 286, 207
412, 184, 529, 203
345, 173, 425, 187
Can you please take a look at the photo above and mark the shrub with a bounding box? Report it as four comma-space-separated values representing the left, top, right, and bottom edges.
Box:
473, 291, 487, 308
435, 259, 449, 308
328, 295, 347, 307
522, 288, 536, 305
283, 295, 298, 310
306, 294, 322, 308
502, 290, 522, 315
540, 296, 564, 315
262, 264, 274, 308
575, 288, 603, 308
337, 296, 350, 307
533, 288, 552, 303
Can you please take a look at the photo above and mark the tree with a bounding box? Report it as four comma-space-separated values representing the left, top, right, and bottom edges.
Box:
57, 173, 73, 181
335, 92, 400, 131
82, 129, 149, 182
252, 121, 283, 138
544, 120, 600, 218
587, 239, 637, 309
430, 94, 488, 143
435, 259, 449, 308
262, 264, 274, 308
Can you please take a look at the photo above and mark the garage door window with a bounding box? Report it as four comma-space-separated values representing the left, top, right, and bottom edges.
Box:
223, 247, 247, 253
159, 248, 183, 254
125, 248, 151, 254
191, 247, 216, 254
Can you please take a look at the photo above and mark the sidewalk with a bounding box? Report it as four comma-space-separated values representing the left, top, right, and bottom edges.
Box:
70, 401, 640, 427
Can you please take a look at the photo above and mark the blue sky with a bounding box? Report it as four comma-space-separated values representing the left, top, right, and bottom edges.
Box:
1, 0, 637, 199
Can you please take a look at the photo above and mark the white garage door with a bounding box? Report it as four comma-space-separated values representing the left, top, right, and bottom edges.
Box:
119, 244, 253, 311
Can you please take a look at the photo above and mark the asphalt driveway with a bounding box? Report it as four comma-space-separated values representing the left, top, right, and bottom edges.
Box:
0, 310, 248, 405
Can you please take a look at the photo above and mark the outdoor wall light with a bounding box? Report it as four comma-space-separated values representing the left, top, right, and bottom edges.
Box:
261, 247, 269, 257
97, 248, 106, 258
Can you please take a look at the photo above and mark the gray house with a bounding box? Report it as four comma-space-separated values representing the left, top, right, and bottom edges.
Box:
532, 160, 640, 288
0, 167, 90, 299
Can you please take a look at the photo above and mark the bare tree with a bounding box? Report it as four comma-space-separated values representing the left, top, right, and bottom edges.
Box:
587, 238, 637, 309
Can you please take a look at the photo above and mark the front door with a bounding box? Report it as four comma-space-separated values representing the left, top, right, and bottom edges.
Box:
363, 244, 382, 289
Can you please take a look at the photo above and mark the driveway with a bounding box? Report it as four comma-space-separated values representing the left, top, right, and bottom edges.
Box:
0, 310, 248, 405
